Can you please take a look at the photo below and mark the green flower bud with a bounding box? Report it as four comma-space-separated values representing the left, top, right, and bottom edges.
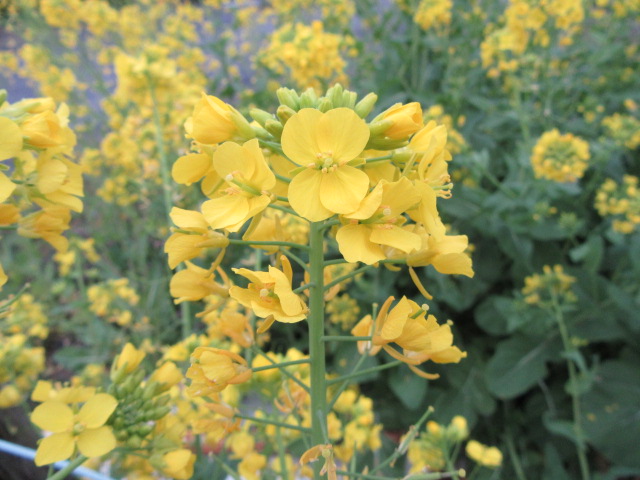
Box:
354, 93, 378, 119
249, 108, 274, 127
299, 88, 318, 109
318, 98, 333, 113
276, 105, 296, 124
265, 119, 283, 139
276, 88, 300, 110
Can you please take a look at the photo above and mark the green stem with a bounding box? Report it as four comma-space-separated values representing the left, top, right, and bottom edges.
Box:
281, 248, 310, 272
47, 455, 88, 480
326, 360, 402, 386
252, 358, 310, 372
228, 238, 309, 251
268, 203, 300, 216
551, 295, 590, 480
328, 354, 369, 412
324, 264, 374, 291
211, 452, 241, 480
276, 426, 290, 480
252, 347, 310, 393
148, 78, 191, 338
274, 172, 292, 184
235, 414, 311, 433
308, 221, 328, 479
369, 406, 433, 475
504, 427, 527, 480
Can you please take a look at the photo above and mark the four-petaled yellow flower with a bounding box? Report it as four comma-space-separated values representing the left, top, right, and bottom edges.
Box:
201, 138, 276, 232
186, 347, 252, 397
31, 393, 118, 466
282, 108, 370, 222
336, 177, 422, 264
230, 256, 307, 323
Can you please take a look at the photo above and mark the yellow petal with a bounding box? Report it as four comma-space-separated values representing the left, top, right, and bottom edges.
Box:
34, 432, 75, 466
0, 117, 23, 161
369, 225, 421, 253
31, 401, 73, 433
170, 207, 208, 230
202, 195, 249, 231
320, 166, 369, 214
380, 297, 413, 340
0, 261, 6, 289
344, 181, 384, 220
36, 158, 68, 194
172, 153, 212, 185
431, 252, 474, 277
77, 426, 116, 458
317, 108, 370, 164
270, 266, 305, 317
281, 108, 323, 166
336, 224, 385, 264
288, 168, 332, 221
77, 393, 117, 429
213, 141, 256, 180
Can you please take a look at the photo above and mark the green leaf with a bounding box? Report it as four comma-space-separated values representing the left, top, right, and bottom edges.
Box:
486, 335, 552, 399
543, 411, 578, 444
583, 355, 640, 468
543, 442, 572, 480
388, 369, 427, 410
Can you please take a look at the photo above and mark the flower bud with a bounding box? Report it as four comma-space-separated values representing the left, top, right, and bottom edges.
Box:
299, 88, 318, 109
249, 108, 274, 127
265, 119, 284, 139
380, 102, 423, 140
354, 93, 378, 119
276, 88, 300, 110
317, 98, 333, 113
276, 105, 296, 124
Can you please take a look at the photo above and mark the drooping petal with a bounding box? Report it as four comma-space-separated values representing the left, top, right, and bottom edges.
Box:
288, 168, 333, 222
170, 207, 208, 231
202, 195, 249, 231
380, 297, 413, 341
212, 141, 256, 181
31, 401, 73, 433
36, 158, 68, 194
0, 117, 23, 160
319, 166, 369, 215
77, 426, 117, 458
336, 224, 385, 265
317, 108, 369, 164
270, 266, 305, 318
172, 153, 212, 185
344, 181, 384, 220
369, 225, 421, 253
281, 108, 323, 166
77, 393, 117, 429
431, 252, 474, 277
34, 432, 75, 466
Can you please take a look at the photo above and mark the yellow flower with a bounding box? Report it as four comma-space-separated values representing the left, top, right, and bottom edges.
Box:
185, 94, 254, 145
113, 343, 145, 376
160, 449, 196, 480
530, 129, 590, 182
282, 108, 370, 221
171, 152, 212, 186
31, 393, 118, 465
186, 347, 252, 397
367, 296, 466, 376
170, 261, 228, 304
17, 206, 71, 252
20, 108, 70, 149
466, 440, 503, 468
336, 177, 422, 264
201, 139, 276, 232
165, 208, 229, 269
229, 256, 307, 323
0, 116, 23, 160
380, 102, 423, 140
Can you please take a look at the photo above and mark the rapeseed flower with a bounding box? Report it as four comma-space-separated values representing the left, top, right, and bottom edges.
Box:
186, 347, 252, 396
282, 108, 370, 221
466, 440, 503, 468
531, 129, 590, 182
31, 393, 117, 465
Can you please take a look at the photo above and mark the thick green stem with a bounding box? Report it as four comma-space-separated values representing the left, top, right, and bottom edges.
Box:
308, 221, 328, 478
551, 295, 590, 480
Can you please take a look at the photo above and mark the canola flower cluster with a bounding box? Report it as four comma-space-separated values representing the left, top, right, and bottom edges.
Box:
0, 91, 84, 289
522, 264, 577, 307
0, 294, 47, 408
407, 416, 502, 473
530, 129, 590, 183
259, 21, 356, 90
595, 175, 640, 234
